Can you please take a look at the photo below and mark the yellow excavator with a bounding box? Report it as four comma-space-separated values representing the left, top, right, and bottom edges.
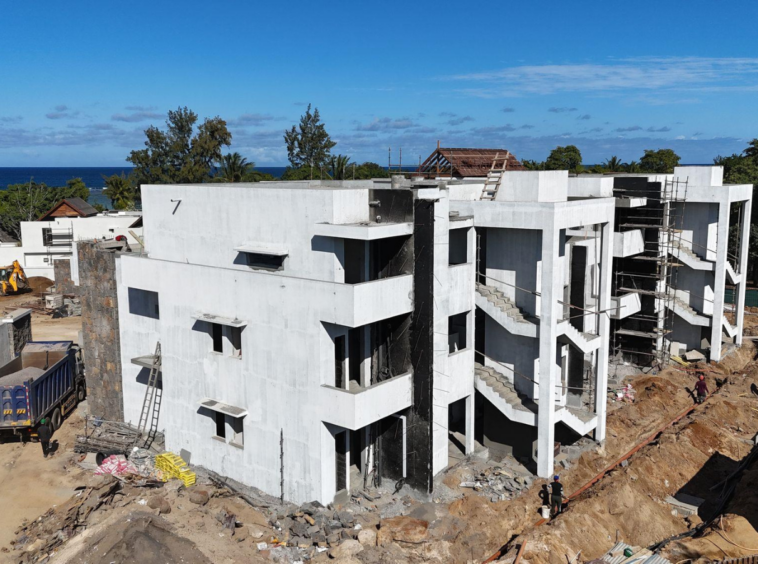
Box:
0, 260, 30, 296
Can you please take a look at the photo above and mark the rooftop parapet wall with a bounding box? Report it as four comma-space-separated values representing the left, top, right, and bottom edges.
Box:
496, 171, 568, 203
674, 166, 723, 187
567, 176, 614, 199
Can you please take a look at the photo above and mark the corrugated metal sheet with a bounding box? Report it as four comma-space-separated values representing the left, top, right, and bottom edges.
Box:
603, 542, 672, 564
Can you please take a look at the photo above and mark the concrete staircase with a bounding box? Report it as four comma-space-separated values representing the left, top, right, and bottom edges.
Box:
474, 363, 537, 426
558, 406, 598, 436
669, 241, 714, 271
725, 261, 742, 284
557, 320, 602, 354
475, 282, 538, 338
722, 316, 737, 339
666, 295, 711, 327
474, 363, 598, 436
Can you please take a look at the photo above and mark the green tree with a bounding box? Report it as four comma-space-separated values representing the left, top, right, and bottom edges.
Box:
545, 145, 582, 172
639, 149, 680, 173
284, 104, 336, 174
217, 152, 253, 182
521, 159, 546, 171
103, 172, 136, 210
603, 156, 624, 172
327, 154, 351, 180
280, 166, 322, 180
353, 162, 391, 179
625, 160, 642, 173
127, 107, 232, 191
0, 178, 91, 239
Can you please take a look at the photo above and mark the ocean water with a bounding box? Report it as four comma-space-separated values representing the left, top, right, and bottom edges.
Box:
0, 166, 289, 208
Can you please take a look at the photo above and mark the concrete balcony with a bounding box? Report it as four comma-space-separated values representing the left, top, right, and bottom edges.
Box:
324, 274, 414, 327
319, 372, 413, 430
448, 263, 474, 315
613, 230, 645, 258
611, 293, 641, 319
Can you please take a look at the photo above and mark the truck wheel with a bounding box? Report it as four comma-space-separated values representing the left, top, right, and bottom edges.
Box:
51, 407, 62, 431
77, 384, 86, 402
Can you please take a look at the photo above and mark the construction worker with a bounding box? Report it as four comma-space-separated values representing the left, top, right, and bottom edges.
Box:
550, 475, 565, 518
37, 419, 52, 458
695, 373, 709, 404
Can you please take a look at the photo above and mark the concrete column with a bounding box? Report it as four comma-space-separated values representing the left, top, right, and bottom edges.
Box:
345, 430, 352, 492
465, 394, 475, 455
710, 200, 731, 361
736, 200, 753, 346
537, 223, 561, 478
594, 221, 613, 442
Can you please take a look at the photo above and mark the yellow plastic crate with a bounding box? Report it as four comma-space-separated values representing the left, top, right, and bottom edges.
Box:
156, 452, 196, 486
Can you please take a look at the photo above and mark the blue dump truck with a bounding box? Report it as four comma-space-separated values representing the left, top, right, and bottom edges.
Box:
0, 341, 86, 439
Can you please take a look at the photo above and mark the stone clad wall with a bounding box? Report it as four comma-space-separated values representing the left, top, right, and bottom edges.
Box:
78, 241, 124, 420
53, 259, 78, 296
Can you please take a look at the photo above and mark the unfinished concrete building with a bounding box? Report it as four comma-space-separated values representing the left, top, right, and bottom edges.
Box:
571, 166, 753, 367
447, 172, 615, 478
117, 180, 478, 504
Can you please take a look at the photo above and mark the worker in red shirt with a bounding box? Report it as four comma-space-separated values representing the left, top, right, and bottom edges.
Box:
694, 374, 709, 404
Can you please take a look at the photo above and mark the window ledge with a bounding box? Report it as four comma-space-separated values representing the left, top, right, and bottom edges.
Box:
230, 442, 244, 450
448, 347, 471, 357
212, 435, 226, 443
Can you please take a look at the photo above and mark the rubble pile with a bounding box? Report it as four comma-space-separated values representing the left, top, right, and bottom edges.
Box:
10, 478, 124, 563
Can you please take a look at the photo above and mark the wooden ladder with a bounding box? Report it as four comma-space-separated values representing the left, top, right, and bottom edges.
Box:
137, 341, 162, 449
480, 152, 510, 201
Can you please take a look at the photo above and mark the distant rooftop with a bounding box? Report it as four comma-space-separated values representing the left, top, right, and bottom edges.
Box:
417, 147, 525, 178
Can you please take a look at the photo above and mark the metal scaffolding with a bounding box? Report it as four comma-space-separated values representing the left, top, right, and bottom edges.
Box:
612, 177, 689, 366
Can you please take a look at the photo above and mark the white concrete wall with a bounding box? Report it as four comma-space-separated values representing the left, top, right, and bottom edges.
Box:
119, 253, 411, 504
567, 177, 614, 199
497, 171, 568, 203
140, 183, 368, 282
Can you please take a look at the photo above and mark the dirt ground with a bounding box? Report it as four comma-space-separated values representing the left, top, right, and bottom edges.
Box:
0, 291, 82, 342
4, 305, 758, 563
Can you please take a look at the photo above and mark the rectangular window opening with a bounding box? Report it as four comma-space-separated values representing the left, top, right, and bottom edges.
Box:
214, 411, 226, 439
334, 335, 346, 388
230, 417, 244, 448
226, 326, 242, 358
128, 288, 160, 319
42, 227, 52, 246
212, 323, 223, 353
448, 311, 469, 354
244, 252, 285, 271
449, 228, 469, 265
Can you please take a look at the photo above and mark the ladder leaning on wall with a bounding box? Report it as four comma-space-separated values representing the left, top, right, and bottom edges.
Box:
137, 341, 162, 449
480, 151, 510, 201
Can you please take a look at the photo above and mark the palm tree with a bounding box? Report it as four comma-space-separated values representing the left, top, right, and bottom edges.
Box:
102, 173, 135, 210
327, 154, 352, 180
603, 156, 624, 172
625, 160, 641, 173
217, 152, 254, 182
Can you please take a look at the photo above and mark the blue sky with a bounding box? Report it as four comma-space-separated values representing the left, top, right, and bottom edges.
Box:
1, 0, 757, 167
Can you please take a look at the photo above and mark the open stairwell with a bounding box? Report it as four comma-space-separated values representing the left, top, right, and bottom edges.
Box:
666, 295, 711, 327
475, 282, 538, 338
725, 261, 742, 284
668, 241, 714, 271
475, 363, 598, 436
474, 363, 537, 426
557, 320, 602, 354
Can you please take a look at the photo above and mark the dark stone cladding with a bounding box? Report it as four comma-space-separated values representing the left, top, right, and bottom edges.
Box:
78, 241, 124, 420
53, 259, 79, 296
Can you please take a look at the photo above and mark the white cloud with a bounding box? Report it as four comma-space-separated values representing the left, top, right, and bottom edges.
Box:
447, 57, 758, 97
